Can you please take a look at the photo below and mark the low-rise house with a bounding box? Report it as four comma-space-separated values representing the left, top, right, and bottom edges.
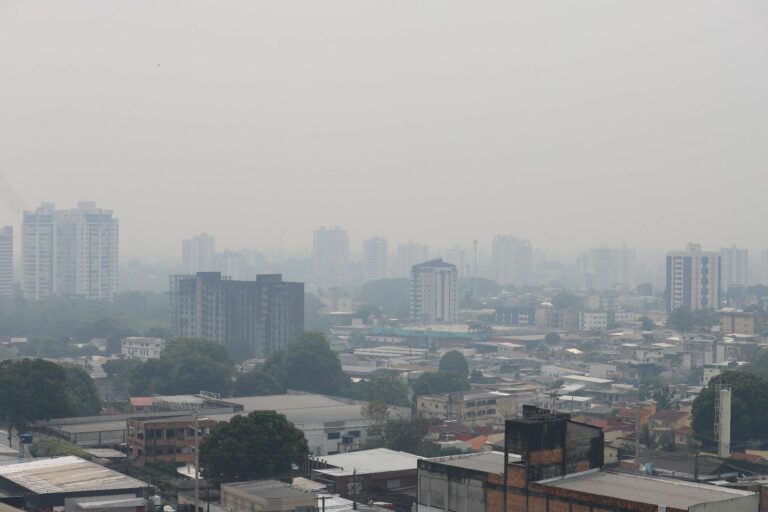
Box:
416, 391, 517, 428
220, 480, 316, 512
121, 337, 165, 360
127, 415, 216, 465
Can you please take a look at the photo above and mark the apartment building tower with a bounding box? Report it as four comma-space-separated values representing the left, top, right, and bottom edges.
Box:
22, 202, 119, 301
665, 243, 721, 314
0, 227, 12, 297
719, 244, 748, 290
577, 245, 636, 291
491, 235, 533, 287
170, 272, 304, 359
396, 241, 429, 278
363, 237, 387, 283
181, 233, 216, 274
410, 259, 458, 323
313, 226, 349, 289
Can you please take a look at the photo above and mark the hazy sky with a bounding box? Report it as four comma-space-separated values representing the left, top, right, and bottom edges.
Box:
1, 1, 767, 261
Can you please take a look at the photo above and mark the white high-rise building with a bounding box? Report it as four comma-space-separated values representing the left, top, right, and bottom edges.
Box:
491, 235, 533, 287
363, 237, 387, 283
410, 259, 458, 323
719, 245, 748, 290
181, 233, 216, 274
396, 241, 429, 278
577, 245, 636, 290
22, 202, 119, 301
665, 243, 720, 313
0, 226, 12, 298
313, 226, 349, 288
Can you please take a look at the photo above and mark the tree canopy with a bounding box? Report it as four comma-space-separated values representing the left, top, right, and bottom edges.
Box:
667, 308, 718, 333
232, 369, 285, 397
106, 337, 234, 397
639, 316, 655, 331
199, 411, 308, 482
0, 359, 101, 431
264, 332, 348, 395
341, 374, 410, 406
411, 371, 471, 397
545, 332, 561, 345
551, 292, 582, 310
358, 279, 410, 319
692, 371, 768, 448
439, 351, 469, 377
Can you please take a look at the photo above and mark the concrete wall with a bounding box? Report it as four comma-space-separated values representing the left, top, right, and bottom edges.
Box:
418, 461, 489, 512
691, 495, 760, 512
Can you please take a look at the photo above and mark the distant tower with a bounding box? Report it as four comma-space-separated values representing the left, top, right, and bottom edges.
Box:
363, 237, 387, 283
313, 226, 349, 289
0, 227, 12, 298
665, 243, 721, 313
182, 233, 216, 274
410, 259, 458, 323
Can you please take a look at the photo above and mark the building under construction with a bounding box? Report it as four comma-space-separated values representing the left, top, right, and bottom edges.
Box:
169, 272, 304, 359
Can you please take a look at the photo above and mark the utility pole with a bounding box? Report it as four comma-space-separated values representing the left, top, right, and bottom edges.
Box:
473, 240, 478, 298
194, 410, 199, 512
352, 468, 357, 510
634, 406, 640, 470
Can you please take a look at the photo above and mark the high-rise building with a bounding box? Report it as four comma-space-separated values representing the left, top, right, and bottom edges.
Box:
0, 226, 12, 298
665, 243, 721, 314
22, 202, 119, 301
363, 237, 387, 283
719, 245, 748, 290
170, 272, 304, 359
181, 233, 216, 274
761, 249, 768, 286
396, 241, 429, 278
410, 259, 458, 323
576, 245, 636, 290
313, 226, 349, 288
491, 235, 533, 287
443, 246, 467, 278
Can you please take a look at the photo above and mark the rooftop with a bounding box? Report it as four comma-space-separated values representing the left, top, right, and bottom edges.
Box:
312, 448, 420, 476
0, 456, 146, 495
223, 480, 311, 500
427, 452, 506, 474
541, 470, 755, 509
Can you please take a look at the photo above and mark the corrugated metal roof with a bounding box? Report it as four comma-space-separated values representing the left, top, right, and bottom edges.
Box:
542, 471, 755, 508
0, 456, 146, 495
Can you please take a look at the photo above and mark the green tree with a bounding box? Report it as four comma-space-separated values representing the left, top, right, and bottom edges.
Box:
162, 337, 231, 366
199, 411, 308, 482
63, 366, 102, 416
545, 332, 561, 345
651, 386, 675, 410
353, 304, 381, 324
265, 332, 347, 395
639, 316, 655, 331
30, 439, 90, 458
358, 279, 411, 319
0, 359, 98, 433
439, 351, 469, 377
361, 401, 390, 447
232, 370, 285, 397
667, 308, 694, 332
383, 417, 431, 455
411, 371, 471, 397
692, 371, 768, 448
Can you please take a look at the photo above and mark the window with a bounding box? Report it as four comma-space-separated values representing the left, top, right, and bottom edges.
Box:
348, 430, 361, 438
327, 432, 340, 440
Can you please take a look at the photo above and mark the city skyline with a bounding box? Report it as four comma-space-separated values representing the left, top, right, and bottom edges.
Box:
1, 1, 767, 260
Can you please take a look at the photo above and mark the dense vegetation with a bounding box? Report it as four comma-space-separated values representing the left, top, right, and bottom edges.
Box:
199, 411, 308, 482
0, 292, 169, 355
0, 359, 101, 432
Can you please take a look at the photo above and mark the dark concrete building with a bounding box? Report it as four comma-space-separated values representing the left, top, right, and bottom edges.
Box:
169, 272, 303, 358
417, 408, 758, 512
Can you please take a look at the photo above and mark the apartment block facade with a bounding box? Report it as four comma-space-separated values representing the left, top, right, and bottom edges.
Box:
0, 226, 12, 297
410, 259, 458, 323
22, 202, 119, 301
665, 243, 721, 313
170, 272, 304, 358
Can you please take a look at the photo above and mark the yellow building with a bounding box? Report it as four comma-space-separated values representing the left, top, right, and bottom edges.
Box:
416, 390, 517, 427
